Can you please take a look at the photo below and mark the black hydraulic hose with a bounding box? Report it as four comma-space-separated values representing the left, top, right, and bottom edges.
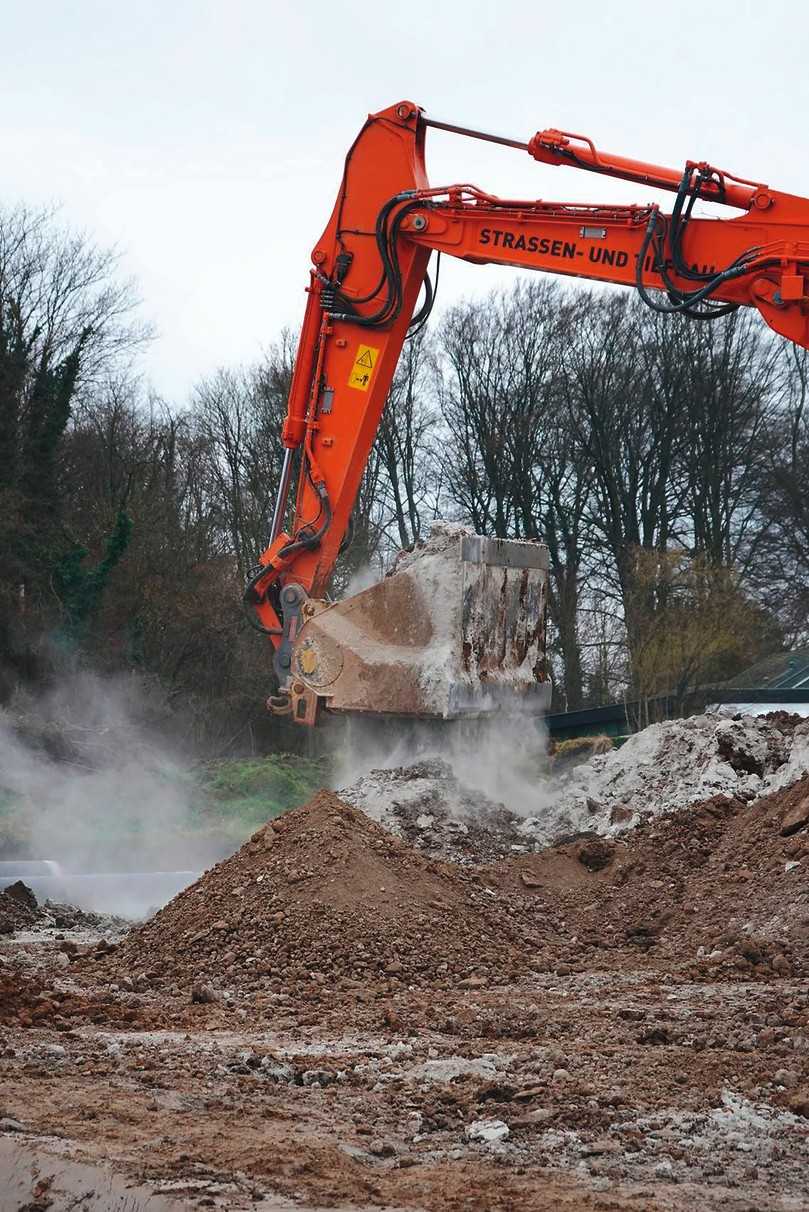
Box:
407, 252, 441, 339
336, 194, 408, 327
657, 252, 741, 319
330, 195, 432, 329
668, 167, 711, 282
666, 167, 752, 312
339, 511, 355, 555
635, 210, 761, 316
242, 474, 333, 635
666, 281, 741, 319
364, 198, 434, 329
277, 487, 333, 562
408, 266, 434, 328
242, 565, 283, 636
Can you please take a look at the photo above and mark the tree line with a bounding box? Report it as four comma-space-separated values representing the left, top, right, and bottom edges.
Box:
1, 205, 806, 749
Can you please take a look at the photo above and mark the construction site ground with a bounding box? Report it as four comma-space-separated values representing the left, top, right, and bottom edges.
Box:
2, 758, 809, 1209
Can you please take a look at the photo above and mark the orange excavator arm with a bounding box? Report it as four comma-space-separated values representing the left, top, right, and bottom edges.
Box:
245, 101, 809, 724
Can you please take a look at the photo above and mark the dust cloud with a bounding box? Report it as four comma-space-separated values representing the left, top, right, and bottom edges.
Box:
341, 560, 386, 600
0, 671, 220, 913
329, 708, 553, 820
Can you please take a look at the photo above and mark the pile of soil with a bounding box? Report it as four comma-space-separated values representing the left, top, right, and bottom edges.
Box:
551, 711, 809, 841
340, 715, 809, 861
487, 774, 809, 982
0, 885, 36, 934
101, 791, 548, 994
99, 772, 809, 1003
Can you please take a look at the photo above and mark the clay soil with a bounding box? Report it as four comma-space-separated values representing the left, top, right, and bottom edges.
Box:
1, 779, 809, 1210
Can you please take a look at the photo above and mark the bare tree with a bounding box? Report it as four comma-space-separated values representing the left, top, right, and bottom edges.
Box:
189, 336, 294, 576
435, 282, 594, 708
0, 205, 149, 666
0, 204, 149, 388
375, 330, 438, 551
626, 549, 781, 726
675, 309, 779, 571
436, 292, 524, 536
505, 284, 593, 710
755, 343, 809, 643
558, 293, 690, 678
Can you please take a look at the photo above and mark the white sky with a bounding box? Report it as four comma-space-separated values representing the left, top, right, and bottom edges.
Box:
3, 0, 807, 400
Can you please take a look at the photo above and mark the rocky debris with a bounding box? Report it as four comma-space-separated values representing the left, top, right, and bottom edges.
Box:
340, 758, 532, 863
46, 902, 129, 932
339, 714, 809, 863
0, 883, 127, 937
542, 711, 809, 844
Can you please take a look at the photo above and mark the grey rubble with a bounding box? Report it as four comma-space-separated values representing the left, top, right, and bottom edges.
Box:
339, 713, 809, 859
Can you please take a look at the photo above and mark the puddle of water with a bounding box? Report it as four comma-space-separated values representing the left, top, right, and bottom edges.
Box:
0, 1137, 186, 1211
0, 1136, 412, 1211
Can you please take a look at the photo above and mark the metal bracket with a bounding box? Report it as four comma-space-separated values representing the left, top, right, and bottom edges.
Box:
268, 583, 322, 726
273, 583, 307, 688
289, 683, 319, 725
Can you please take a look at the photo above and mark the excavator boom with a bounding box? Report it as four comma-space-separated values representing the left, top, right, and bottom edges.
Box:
245, 101, 809, 725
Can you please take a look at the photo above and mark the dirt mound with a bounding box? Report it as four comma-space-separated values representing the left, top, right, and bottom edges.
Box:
0, 888, 37, 934
100, 770, 809, 1002
340, 714, 809, 863
102, 790, 542, 994
486, 774, 809, 981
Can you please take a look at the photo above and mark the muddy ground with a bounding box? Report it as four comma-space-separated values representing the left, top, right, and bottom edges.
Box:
1, 775, 809, 1210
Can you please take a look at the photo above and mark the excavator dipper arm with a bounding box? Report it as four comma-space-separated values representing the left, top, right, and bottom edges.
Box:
246, 101, 809, 724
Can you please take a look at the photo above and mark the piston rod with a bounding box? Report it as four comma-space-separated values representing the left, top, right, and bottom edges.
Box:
269, 447, 295, 544
421, 114, 529, 152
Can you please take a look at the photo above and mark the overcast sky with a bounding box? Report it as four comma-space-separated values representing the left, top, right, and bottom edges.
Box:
3, 1, 807, 400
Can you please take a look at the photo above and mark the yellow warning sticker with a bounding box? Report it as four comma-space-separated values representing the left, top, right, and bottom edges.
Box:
347, 343, 380, 392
